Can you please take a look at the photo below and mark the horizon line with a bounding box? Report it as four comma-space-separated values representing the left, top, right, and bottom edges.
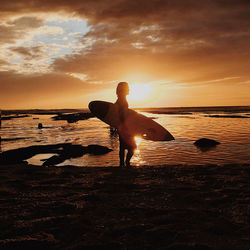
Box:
1, 105, 250, 112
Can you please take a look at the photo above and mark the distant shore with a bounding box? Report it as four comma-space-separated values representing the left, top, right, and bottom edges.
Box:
0, 163, 249, 249
1, 105, 250, 115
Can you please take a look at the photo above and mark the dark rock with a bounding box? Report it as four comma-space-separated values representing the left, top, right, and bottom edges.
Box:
1, 115, 29, 120
42, 155, 68, 166
43, 144, 112, 166
0, 143, 71, 164
194, 138, 220, 148
0, 143, 112, 165
52, 112, 94, 123
85, 144, 113, 155
62, 144, 86, 158
38, 123, 53, 129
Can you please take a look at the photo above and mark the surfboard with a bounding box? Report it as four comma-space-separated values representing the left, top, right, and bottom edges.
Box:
89, 101, 174, 142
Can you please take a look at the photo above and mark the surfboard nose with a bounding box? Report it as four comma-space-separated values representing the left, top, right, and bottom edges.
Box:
88, 101, 99, 116
88, 101, 110, 119
88, 101, 94, 112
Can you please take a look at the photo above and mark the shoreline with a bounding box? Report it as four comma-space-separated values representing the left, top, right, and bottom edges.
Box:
1, 163, 250, 249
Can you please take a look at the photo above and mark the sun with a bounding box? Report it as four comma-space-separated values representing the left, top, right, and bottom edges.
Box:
127, 83, 152, 100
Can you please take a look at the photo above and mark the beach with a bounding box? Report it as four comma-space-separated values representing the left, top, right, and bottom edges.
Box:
1, 163, 250, 249
1, 0, 250, 248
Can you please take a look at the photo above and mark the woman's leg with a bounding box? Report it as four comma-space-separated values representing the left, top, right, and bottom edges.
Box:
119, 139, 125, 167
125, 149, 134, 167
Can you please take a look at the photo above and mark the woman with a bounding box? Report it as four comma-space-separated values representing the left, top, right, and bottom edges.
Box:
115, 82, 136, 167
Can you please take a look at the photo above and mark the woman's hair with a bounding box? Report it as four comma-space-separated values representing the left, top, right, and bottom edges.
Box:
116, 82, 129, 96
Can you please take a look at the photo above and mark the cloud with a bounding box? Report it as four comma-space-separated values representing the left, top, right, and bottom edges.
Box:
0, 0, 250, 107
48, 0, 250, 84
0, 16, 44, 45
0, 14, 89, 74
10, 46, 43, 59
0, 70, 113, 109
7, 16, 43, 29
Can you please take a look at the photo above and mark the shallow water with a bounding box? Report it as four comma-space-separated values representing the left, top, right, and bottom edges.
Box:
1, 110, 250, 166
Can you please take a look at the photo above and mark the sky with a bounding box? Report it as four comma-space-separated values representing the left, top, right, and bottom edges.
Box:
0, 0, 249, 109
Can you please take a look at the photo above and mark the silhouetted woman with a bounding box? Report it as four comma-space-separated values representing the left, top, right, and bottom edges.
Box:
115, 82, 136, 167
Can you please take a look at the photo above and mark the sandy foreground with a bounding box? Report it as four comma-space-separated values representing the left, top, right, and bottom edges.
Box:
0, 163, 250, 249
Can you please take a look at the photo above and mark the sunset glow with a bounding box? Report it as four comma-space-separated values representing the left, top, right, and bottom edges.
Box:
134, 137, 142, 154
128, 83, 152, 101
0, 1, 249, 109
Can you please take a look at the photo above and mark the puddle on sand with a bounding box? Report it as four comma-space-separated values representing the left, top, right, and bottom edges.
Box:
27, 153, 56, 166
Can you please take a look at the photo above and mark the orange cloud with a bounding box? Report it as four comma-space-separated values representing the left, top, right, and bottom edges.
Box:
0, 71, 112, 109
0, 0, 250, 108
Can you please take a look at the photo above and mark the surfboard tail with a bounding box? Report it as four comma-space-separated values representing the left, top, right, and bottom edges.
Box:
166, 134, 175, 141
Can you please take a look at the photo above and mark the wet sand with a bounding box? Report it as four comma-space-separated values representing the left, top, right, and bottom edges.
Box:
0, 163, 250, 249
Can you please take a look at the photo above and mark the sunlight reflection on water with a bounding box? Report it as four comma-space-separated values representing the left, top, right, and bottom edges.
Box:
1, 111, 250, 166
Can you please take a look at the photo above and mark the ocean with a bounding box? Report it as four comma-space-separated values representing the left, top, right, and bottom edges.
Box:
1, 106, 250, 167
